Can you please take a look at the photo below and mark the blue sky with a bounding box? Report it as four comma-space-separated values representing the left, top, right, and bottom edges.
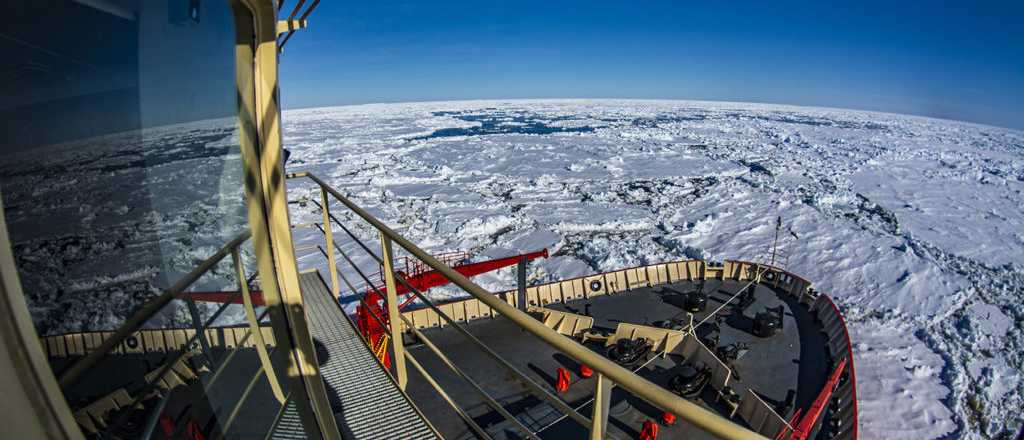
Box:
279, 1, 1024, 129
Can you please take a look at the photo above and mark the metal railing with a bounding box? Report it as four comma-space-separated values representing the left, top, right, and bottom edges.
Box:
303, 212, 576, 437
58, 231, 251, 388
54, 230, 293, 439
287, 170, 768, 440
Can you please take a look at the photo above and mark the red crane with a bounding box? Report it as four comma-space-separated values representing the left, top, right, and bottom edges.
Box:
357, 249, 549, 367
181, 248, 550, 368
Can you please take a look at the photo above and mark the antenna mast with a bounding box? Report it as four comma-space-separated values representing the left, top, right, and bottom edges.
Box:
770, 215, 782, 266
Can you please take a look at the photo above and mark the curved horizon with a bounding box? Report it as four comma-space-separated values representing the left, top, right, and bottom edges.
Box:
282, 97, 1023, 132
279, 1, 1024, 130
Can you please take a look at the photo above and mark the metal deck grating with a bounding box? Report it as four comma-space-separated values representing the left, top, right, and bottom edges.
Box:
269, 400, 308, 440
298, 270, 438, 440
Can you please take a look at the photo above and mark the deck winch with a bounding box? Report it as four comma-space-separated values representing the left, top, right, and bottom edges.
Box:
607, 337, 653, 368
752, 305, 785, 337
669, 362, 711, 398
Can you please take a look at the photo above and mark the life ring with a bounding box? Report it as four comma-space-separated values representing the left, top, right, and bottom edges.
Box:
126, 336, 139, 349
589, 279, 603, 292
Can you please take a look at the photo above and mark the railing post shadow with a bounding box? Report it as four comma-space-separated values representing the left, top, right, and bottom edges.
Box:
184, 298, 215, 368
379, 232, 408, 390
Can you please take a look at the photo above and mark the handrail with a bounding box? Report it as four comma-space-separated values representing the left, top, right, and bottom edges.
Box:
309, 199, 382, 263
392, 270, 591, 428
205, 309, 271, 390
403, 351, 494, 440
233, 248, 286, 403
400, 313, 539, 440
536, 343, 673, 435
58, 230, 253, 389
278, 0, 320, 50
297, 262, 444, 439
215, 347, 280, 440
104, 294, 238, 435
287, 171, 766, 440
317, 229, 550, 437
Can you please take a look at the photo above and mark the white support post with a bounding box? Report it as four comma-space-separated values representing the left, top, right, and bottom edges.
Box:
380, 233, 408, 389
321, 188, 340, 298
590, 373, 613, 439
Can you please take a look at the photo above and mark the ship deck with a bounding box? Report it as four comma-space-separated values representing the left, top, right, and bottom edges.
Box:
404, 279, 830, 439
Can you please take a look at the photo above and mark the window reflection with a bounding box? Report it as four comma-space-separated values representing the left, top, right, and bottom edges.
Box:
0, 1, 247, 335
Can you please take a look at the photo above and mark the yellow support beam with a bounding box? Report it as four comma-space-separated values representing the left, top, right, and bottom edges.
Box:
320, 188, 340, 298
289, 170, 768, 440
590, 373, 613, 440
276, 19, 307, 35
379, 234, 408, 390
234, 249, 286, 404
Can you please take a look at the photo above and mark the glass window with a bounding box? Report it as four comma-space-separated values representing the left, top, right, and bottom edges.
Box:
2, 2, 293, 438
1, 0, 246, 335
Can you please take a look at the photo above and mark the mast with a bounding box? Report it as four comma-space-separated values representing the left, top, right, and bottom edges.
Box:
770, 215, 782, 266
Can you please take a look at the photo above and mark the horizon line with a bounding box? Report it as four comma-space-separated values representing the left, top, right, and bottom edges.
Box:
281, 97, 1023, 133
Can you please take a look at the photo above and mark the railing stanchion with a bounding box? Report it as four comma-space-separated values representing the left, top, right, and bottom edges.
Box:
233, 248, 286, 404
321, 188, 341, 298
404, 351, 495, 440
379, 233, 408, 389
517, 255, 528, 311
395, 273, 592, 428
185, 297, 215, 367
58, 231, 251, 389
286, 172, 769, 440
214, 349, 279, 440
399, 314, 539, 440
590, 373, 613, 440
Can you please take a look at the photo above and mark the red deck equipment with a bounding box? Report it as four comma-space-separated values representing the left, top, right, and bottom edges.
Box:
785, 357, 848, 440
182, 249, 549, 368
580, 364, 594, 378
357, 249, 548, 367
639, 419, 659, 440
556, 367, 571, 393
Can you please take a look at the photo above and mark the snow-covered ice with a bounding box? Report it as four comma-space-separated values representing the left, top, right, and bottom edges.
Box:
2, 98, 1021, 439
282, 99, 1024, 439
